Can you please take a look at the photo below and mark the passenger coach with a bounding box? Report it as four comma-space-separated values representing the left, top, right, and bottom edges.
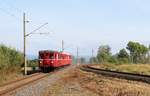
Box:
39, 50, 72, 72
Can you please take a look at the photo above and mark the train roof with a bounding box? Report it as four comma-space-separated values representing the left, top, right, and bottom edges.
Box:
61, 52, 71, 55
39, 50, 58, 53
39, 50, 71, 55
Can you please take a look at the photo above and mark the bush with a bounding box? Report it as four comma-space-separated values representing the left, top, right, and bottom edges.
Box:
118, 58, 129, 64
108, 56, 119, 64
0, 44, 23, 69
28, 59, 38, 67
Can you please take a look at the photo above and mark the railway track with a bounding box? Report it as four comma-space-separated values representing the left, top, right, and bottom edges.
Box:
0, 66, 68, 95
0, 73, 49, 95
81, 65, 150, 84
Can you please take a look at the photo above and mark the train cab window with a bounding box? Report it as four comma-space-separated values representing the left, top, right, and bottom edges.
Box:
39, 54, 44, 59
44, 53, 49, 59
40, 53, 48, 59
49, 53, 55, 59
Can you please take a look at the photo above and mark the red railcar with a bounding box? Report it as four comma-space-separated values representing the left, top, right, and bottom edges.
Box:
39, 50, 72, 72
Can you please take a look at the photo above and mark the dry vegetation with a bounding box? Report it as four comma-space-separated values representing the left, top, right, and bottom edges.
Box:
44, 68, 150, 96
0, 67, 23, 85
0, 45, 24, 85
92, 64, 150, 75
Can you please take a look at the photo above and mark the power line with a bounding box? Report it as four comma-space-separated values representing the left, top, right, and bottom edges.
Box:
0, 0, 21, 19
26, 22, 48, 36
0, 0, 22, 13
0, 7, 19, 20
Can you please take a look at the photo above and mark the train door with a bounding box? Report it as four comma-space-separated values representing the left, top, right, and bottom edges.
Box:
58, 53, 63, 66
54, 53, 58, 67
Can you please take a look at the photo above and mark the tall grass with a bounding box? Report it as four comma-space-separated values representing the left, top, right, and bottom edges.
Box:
96, 64, 150, 75
0, 44, 23, 69
0, 44, 24, 84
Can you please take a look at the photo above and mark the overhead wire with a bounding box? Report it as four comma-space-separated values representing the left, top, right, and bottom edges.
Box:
0, 0, 22, 21
0, 7, 19, 20
0, 0, 23, 13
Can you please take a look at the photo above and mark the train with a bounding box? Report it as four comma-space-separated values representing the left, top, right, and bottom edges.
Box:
39, 50, 72, 72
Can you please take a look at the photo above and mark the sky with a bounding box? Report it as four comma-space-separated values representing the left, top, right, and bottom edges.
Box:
0, 0, 150, 57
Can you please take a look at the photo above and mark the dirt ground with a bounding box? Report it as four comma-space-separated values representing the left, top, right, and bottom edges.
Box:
44, 67, 150, 96
0, 72, 23, 86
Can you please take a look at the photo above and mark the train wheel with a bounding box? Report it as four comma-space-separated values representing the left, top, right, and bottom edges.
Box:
41, 67, 54, 73
41, 67, 47, 73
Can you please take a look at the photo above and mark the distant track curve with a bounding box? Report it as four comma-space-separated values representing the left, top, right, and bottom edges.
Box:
81, 65, 150, 84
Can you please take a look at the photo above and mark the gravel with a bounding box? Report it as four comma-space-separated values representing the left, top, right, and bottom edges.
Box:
4, 66, 75, 96
43, 68, 150, 96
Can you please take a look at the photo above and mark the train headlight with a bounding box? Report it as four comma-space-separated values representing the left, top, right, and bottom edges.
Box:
40, 61, 42, 63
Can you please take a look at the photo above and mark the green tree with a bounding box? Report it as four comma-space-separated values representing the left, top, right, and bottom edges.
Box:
97, 45, 111, 63
118, 49, 129, 58
108, 55, 118, 64
126, 41, 149, 63
117, 49, 129, 64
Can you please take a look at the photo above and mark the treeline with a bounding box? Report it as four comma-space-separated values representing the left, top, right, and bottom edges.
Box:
0, 44, 23, 70
90, 41, 150, 64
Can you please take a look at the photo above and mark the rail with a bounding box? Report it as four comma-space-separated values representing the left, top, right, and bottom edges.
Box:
81, 65, 150, 84
0, 66, 68, 95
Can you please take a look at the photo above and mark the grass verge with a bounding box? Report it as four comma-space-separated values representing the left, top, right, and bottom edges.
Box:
92, 64, 150, 75
0, 67, 23, 85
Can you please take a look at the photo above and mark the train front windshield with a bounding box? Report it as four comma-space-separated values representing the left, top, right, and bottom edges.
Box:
39, 52, 55, 59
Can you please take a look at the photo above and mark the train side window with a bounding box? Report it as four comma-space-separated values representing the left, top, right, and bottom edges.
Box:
62, 55, 65, 59
66, 56, 68, 59
58, 55, 62, 59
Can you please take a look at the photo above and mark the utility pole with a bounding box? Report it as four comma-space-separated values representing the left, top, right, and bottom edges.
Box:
61, 40, 64, 52
77, 47, 79, 65
23, 13, 27, 75
23, 13, 48, 75
91, 49, 94, 64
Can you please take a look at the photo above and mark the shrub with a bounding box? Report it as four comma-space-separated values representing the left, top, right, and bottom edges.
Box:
0, 44, 23, 69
